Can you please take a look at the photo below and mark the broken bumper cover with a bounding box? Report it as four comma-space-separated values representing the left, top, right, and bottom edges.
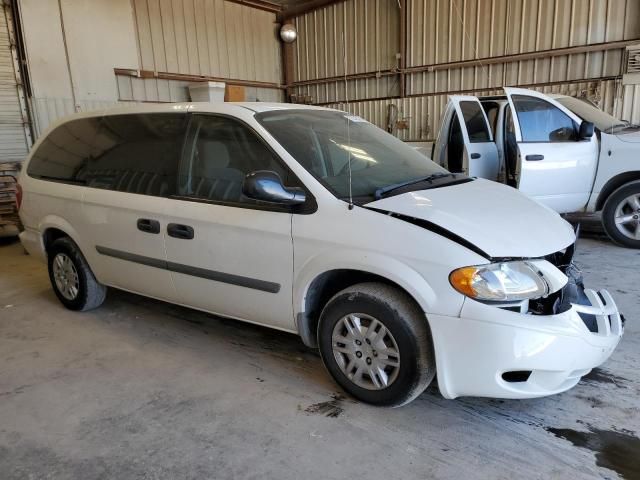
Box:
428, 288, 623, 399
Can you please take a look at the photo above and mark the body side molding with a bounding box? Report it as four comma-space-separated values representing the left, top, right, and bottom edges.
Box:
95, 246, 281, 293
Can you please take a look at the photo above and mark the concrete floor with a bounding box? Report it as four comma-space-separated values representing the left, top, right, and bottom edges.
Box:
0, 232, 638, 480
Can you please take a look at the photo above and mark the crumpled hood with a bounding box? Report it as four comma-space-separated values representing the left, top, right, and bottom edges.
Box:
365, 178, 575, 259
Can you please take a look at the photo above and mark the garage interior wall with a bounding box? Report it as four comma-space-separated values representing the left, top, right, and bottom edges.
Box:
18, 0, 283, 138
290, 0, 640, 141
0, 1, 31, 163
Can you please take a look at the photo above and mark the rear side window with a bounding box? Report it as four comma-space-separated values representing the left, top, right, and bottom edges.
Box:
82, 113, 188, 197
459, 101, 491, 142
27, 117, 102, 182
28, 113, 188, 197
512, 95, 577, 142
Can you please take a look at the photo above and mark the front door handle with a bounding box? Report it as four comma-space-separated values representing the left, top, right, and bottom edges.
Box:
137, 218, 160, 234
167, 223, 194, 240
525, 154, 544, 161
470, 152, 481, 159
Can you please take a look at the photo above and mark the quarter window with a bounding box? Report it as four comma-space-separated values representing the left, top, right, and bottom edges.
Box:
512, 95, 577, 142
27, 117, 102, 182
178, 115, 290, 204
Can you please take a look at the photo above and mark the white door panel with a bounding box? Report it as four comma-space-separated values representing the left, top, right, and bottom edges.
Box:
504, 88, 598, 213
515, 142, 597, 213
80, 190, 176, 300
432, 103, 454, 167
164, 200, 295, 331
449, 96, 500, 180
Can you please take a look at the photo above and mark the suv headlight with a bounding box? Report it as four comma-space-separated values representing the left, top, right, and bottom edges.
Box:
449, 261, 549, 301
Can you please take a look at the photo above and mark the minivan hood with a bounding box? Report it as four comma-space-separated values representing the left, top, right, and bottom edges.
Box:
365, 178, 575, 259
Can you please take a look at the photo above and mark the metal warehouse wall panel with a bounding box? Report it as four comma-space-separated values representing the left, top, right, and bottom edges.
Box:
294, 0, 399, 82
0, 3, 30, 163
290, 0, 640, 141
132, 0, 281, 83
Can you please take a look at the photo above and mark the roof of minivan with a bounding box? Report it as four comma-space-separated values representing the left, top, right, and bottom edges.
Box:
93, 101, 336, 117
35, 102, 340, 140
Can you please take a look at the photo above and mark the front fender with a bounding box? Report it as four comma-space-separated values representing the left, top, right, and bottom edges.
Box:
294, 249, 442, 316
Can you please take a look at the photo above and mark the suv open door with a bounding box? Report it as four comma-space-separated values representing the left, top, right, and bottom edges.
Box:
503, 87, 598, 213
433, 96, 499, 180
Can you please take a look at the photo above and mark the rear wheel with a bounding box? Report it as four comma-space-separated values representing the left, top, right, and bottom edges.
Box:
602, 181, 640, 249
318, 282, 435, 407
47, 237, 107, 311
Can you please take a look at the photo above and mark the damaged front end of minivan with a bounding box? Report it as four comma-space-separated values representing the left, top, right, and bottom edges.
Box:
430, 239, 624, 399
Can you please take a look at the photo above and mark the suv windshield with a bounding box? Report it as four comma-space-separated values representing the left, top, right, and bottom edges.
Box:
256, 110, 462, 202
555, 96, 637, 134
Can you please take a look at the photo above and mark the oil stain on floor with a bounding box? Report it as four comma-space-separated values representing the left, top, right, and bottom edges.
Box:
304, 393, 346, 418
546, 425, 640, 479
582, 367, 630, 388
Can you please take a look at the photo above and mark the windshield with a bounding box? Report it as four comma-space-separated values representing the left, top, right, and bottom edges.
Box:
256, 109, 453, 201
555, 96, 631, 133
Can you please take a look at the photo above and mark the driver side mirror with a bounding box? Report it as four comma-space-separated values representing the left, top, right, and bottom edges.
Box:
579, 121, 594, 140
242, 170, 306, 205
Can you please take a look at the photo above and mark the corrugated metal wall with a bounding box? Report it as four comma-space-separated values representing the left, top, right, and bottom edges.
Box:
291, 0, 640, 140
126, 0, 283, 103
294, 0, 399, 102
21, 0, 284, 138
0, 2, 30, 162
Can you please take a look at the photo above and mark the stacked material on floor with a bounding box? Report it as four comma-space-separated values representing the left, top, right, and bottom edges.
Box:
0, 163, 21, 238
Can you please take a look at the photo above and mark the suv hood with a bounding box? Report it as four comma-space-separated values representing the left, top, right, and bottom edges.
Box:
365, 178, 575, 259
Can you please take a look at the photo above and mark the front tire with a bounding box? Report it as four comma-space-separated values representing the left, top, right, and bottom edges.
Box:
318, 282, 436, 407
47, 237, 107, 311
602, 181, 640, 248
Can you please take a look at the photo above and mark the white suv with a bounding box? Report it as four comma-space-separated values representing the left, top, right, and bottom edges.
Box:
18, 103, 624, 406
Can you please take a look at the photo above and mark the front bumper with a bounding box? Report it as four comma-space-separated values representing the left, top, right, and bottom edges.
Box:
428, 287, 623, 399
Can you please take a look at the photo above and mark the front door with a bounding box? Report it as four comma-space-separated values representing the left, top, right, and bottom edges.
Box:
163, 114, 296, 331
503, 87, 598, 213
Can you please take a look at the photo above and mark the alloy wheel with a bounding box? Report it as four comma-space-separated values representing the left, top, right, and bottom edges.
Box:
614, 193, 640, 240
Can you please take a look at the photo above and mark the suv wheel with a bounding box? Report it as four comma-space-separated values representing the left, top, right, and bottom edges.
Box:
48, 237, 107, 311
602, 181, 640, 249
318, 282, 436, 407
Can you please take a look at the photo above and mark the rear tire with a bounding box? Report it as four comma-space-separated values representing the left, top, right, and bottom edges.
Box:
602, 181, 640, 249
318, 282, 436, 407
47, 237, 107, 311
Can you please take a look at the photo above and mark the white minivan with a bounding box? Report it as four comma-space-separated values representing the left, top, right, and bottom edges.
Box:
433, 88, 640, 248
18, 103, 623, 406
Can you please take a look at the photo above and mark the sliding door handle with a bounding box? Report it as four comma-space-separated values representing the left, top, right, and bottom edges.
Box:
470, 153, 481, 159
137, 218, 160, 234
525, 154, 544, 161
167, 223, 194, 240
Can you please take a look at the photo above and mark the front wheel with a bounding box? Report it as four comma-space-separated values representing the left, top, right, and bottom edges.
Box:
318, 282, 436, 407
602, 181, 640, 249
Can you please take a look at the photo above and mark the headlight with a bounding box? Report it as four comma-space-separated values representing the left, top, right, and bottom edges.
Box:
449, 261, 549, 301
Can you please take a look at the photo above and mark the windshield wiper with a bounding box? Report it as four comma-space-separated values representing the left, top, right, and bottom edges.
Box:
374, 173, 458, 200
